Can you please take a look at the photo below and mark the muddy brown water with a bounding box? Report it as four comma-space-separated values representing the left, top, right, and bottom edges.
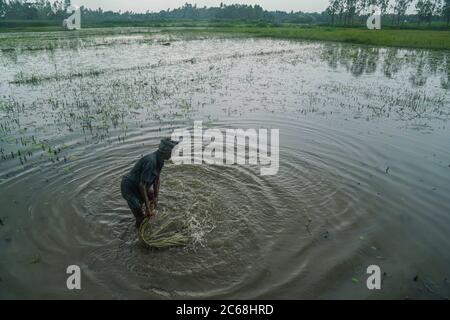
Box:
0, 30, 449, 299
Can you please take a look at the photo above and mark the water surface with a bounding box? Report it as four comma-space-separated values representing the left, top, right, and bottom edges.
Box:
0, 30, 449, 299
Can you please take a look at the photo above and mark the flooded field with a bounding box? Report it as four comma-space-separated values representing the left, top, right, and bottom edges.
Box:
0, 29, 449, 299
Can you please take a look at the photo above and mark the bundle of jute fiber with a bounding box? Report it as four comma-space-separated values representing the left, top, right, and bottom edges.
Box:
139, 211, 190, 248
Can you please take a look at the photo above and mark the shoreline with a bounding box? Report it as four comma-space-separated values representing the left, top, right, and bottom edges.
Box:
1, 25, 450, 51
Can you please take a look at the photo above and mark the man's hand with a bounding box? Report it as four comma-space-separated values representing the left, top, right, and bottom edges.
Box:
145, 202, 156, 218
140, 183, 153, 218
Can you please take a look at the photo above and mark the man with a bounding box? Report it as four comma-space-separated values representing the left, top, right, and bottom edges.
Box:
121, 138, 179, 229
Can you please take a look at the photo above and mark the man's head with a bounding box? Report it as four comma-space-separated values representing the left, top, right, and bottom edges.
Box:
158, 138, 179, 160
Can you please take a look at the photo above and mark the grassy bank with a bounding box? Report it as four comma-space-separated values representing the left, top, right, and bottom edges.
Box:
1, 21, 449, 50
203, 26, 450, 50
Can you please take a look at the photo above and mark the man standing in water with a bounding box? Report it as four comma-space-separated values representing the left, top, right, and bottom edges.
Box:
121, 138, 179, 229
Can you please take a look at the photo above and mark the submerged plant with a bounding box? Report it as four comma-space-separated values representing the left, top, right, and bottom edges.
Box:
139, 212, 190, 249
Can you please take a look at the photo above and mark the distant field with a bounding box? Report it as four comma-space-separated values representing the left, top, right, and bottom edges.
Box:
1, 20, 449, 50
209, 26, 450, 50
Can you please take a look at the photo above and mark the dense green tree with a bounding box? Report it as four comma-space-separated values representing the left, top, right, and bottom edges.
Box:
326, 0, 341, 24
377, 0, 391, 15
392, 0, 413, 24
443, 0, 450, 25
416, 0, 440, 24
0, 0, 6, 17
64, 0, 71, 10
0, 1, 448, 27
327, 0, 386, 25
345, 0, 358, 24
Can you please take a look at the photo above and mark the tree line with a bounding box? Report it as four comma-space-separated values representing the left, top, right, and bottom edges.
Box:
0, 0, 449, 26
0, 0, 71, 20
85, 3, 327, 24
327, 0, 450, 26
0, 1, 326, 24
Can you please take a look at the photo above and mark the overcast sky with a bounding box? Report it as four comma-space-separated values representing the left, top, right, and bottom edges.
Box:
71, 1, 330, 13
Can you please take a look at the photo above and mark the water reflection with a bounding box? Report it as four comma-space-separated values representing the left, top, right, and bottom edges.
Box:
320, 43, 450, 89
321, 45, 380, 77
1, 33, 450, 299
441, 62, 450, 89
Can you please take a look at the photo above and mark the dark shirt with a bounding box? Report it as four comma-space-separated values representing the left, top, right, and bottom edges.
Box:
126, 151, 164, 188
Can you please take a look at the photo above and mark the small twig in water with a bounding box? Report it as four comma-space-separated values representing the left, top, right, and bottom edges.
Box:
305, 217, 312, 234
422, 281, 435, 293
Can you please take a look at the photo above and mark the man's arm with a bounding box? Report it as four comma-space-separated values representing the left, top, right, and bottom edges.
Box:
153, 176, 160, 207
139, 183, 152, 217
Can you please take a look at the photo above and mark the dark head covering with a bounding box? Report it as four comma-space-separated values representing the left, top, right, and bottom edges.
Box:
158, 138, 179, 156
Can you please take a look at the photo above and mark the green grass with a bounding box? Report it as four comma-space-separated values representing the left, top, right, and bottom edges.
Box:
0, 19, 61, 32
200, 26, 450, 50
1, 20, 449, 50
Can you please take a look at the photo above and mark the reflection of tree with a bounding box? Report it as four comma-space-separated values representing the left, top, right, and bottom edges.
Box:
1, 48, 18, 64
318, 43, 449, 124
320, 44, 380, 77
350, 47, 379, 76
441, 56, 450, 89
409, 51, 428, 87
383, 48, 401, 78
321, 46, 341, 70
320, 43, 450, 89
